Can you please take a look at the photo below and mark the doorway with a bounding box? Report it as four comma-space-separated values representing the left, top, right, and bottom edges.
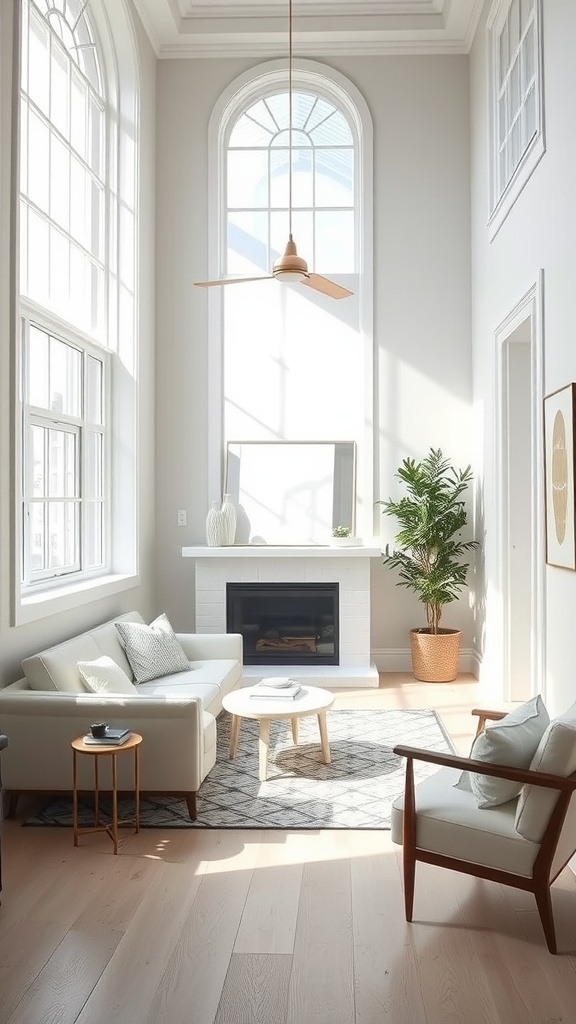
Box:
496, 276, 545, 702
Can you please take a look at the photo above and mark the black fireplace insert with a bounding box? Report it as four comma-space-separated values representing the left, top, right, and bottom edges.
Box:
226, 582, 339, 666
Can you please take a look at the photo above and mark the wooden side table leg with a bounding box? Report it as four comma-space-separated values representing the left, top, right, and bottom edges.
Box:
318, 712, 331, 764
258, 718, 270, 781
94, 756, 100, 825
291, 716, 299, 745
229, 715, 241, 759
72, 750, 79, 847
134, 746, 140, 833
111, 754, 118, 855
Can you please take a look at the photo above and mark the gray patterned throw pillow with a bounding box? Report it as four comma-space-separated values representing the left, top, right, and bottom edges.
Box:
115, 613, 190, 683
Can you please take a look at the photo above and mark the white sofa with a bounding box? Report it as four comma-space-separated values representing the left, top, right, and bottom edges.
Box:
0, 612, 243, 819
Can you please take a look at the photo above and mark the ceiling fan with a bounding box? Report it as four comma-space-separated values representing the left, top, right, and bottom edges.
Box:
194, 0, 353, 301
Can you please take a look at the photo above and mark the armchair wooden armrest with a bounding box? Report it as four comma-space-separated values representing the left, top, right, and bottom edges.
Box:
393, 745, 576, 792
470, 707, 508, 736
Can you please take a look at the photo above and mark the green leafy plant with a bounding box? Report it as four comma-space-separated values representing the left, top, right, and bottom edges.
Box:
332, 525, 352, 538
378, 448, 478, 634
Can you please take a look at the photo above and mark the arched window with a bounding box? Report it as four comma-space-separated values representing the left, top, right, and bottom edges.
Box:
208, 61, 373, 540
18, 0, 137, 608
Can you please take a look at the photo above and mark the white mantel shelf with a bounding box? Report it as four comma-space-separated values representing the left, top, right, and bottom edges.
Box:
182, 545, 382, 559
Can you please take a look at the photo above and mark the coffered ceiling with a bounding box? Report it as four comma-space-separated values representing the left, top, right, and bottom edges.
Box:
133, 0, 486, 58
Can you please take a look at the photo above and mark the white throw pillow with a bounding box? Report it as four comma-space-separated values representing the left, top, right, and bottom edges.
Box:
456, 695, 549, 809
515, 702, 576, 843
78, 656, 138, 695
114, 612, 190, 684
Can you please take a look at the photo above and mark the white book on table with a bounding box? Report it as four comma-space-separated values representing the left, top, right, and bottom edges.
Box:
250, 683, 301, 699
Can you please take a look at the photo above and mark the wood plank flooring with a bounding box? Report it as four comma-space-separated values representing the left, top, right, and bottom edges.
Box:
1, 674, 576, 1024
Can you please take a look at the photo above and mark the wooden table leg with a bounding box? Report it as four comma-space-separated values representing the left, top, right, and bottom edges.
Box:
258, 718, 270, 781
94, 756, 100, 825
229, 714, 241, 759
318, 712, 331, 764
111, 753, 118, 855
72, 750, 78, 847
291, 716, 299, 745
134, 746, 140, 833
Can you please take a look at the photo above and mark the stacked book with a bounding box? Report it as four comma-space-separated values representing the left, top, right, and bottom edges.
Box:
83, 726, 132, 746
250, 678, 301, 700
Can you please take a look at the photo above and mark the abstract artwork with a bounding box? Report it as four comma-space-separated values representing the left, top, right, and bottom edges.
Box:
544, 383, 576, 569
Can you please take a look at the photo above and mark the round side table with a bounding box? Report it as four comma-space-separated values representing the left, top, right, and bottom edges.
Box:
71, 732, 142, 854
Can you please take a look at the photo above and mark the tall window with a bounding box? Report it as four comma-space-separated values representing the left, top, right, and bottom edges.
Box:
18, 0, 134, 599
227, 90, 355, 277
488, 0, 544, 236
209, 61, 373, 540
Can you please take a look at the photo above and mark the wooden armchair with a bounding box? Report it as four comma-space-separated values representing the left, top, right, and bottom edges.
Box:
392, 707, 576, 954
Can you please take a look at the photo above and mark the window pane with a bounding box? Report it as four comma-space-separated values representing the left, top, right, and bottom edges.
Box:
520, 0, 533, 31
27, 208, 50, 304
85, 501, 103, 568
50, 40, 69, 138
31, 502, 45, 570
70, 156, 87, 248
70, 68, 87, 160
309, 111, 352, 146
27, 108, 50, 212
315, 150, 354, 206
88, 95, 104, 177
270, 149, 313, 208
50, 136, 70, 229
28, 326, 49, 408
86, 356, 103, 424
31, 425, 45, 497
524, 84, 537, 143
499, 23, 509, 86
499, 92, 508, 145
522, 23, 535, 90
509, 57, 521, 119
50, 338, 81, 416
228, 150, 269, 208
84, 430, 103, 498
47, 427, 77, 496
47, 500, 77, 569
28, 8, 50, 116
315, 211, 355, 273
50, 226, 70, 311
508, 0, 520, 54
227, 211, 269, 274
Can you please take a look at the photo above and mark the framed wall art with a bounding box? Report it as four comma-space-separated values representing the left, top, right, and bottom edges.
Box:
543, 383, 576, 569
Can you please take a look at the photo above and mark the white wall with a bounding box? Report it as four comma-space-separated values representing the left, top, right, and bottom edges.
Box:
470, 0, 576, 713
155, 53, 474, 661
0, 0, 157, 687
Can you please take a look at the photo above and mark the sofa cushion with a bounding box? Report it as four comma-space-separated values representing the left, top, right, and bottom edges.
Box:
515, 702, 576, 842
136, 659, 242, 712
456, 695, 549, 808
115, 613, 190, 684
77, 656, 138, 695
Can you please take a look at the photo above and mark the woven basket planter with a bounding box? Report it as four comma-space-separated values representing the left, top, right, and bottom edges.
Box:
409, 628, 462, 683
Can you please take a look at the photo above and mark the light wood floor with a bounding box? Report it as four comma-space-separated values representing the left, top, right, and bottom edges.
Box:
2, 674, 576, 1024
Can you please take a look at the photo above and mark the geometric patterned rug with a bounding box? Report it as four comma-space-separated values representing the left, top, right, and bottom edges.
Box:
24, 707, 454, 831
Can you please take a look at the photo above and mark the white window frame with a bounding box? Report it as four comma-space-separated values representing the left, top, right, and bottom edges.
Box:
487, 0, 545, 239
20, 310, 110, 591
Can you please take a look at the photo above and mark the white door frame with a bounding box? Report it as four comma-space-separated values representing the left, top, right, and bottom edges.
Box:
494, 271, 546, 703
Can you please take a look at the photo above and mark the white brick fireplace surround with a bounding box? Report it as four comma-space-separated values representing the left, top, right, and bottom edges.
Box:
182, 546, 381, 687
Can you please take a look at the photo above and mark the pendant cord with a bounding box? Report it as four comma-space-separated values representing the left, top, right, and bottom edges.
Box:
288, 0, 293, 239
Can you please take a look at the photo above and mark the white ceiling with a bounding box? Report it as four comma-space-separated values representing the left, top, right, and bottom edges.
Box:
133, 0, 486, 58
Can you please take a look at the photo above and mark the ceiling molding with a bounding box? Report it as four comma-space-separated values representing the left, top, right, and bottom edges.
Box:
133, 0, 485, 58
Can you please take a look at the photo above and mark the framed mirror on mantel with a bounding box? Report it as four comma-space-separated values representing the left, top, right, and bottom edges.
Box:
225, 440, 357, 546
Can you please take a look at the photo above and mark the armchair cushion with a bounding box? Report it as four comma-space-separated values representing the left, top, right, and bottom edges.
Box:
515, 702, 576, 842
391, 766, 540, 876
77, 656, 138, 695
456, 695, 549, 808
115, 613, 190, 684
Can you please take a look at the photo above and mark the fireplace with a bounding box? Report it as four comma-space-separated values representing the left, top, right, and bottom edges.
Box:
226, 582, 339, 666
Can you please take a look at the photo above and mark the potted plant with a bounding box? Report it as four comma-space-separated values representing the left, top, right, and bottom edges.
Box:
378, 448, 478, 682
330, 525, 358, 547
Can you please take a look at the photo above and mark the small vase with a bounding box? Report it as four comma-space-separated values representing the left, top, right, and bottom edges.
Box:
205, 500, 225, 547
221, 493, 237, 545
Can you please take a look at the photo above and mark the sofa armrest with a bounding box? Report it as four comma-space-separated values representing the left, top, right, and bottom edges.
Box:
176, 632, 243, 662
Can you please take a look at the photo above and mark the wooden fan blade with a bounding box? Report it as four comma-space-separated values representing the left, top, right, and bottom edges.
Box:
194, 275, 274, 287
301, 274, 353, 299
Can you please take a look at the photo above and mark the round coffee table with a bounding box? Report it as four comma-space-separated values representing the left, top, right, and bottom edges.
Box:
222, 684, 335, 781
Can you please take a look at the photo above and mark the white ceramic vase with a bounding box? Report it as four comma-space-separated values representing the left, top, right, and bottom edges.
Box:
205, 500, 225, 546
221, 493, 237, 545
